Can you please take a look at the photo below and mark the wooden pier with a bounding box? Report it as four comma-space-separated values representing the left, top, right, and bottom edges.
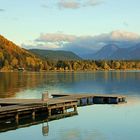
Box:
0, 93, 126, 133
52, 93, 126, 106
0, 96, 78, 124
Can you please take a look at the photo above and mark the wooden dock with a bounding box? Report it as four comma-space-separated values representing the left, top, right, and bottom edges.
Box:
0, 96, 78, 123
0, 93, 126, 133
51, 93, 126, 106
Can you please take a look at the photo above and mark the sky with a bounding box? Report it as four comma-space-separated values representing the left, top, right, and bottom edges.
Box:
1, 0, 140, 54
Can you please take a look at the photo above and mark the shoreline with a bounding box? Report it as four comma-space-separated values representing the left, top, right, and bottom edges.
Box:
0, 69, 140, 73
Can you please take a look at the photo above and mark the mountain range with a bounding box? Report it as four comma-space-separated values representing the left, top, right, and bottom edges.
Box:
91, 43, 140, 60
0, 34, 140, 69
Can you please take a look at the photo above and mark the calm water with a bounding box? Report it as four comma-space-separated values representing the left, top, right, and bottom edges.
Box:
0, 71, 140, 140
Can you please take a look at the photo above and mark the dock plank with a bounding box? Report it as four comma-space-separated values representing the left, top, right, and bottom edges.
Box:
0, 93, 126, 124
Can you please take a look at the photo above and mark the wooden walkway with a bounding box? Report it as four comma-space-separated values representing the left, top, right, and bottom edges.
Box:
52, 93, 126, 106
0, 93, 126, 133
0, 96, 78, 123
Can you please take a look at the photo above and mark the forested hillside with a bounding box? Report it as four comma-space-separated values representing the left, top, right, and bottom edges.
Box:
29, 49, 81, 61
0, 35, 140, 71
0, 35, 48, 71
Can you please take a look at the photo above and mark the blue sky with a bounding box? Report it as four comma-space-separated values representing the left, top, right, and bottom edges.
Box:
0, 0, 140, 52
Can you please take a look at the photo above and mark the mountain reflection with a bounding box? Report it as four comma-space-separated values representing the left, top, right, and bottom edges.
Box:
0, 71, 140, 98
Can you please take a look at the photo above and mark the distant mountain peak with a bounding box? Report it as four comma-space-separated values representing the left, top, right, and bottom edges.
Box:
92, 42, 140, 60
103, 44, 119, 49
93, 44, 119, 60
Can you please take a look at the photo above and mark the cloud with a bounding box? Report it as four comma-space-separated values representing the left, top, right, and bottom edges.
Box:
84, 0, 103, 7
91, 30, 140, 43
110, 30, 140, 41
58, 0, 103, 9
58, 0, 80, 9
23, 30, 140, 55
36, 33, 78, 43
42, 0, 103, 10
0, 9, 5, 12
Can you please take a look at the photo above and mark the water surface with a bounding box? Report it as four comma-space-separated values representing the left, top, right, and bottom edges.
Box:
0, 71, 140, 140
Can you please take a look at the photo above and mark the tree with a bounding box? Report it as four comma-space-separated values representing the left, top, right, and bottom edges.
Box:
0, 52, 4, 61
113, 61, 120, 69
72, 61, 81, 71
120, 62, 127, 70
4, 59, 9, 66
0, 52, 4, 67
100, 61, 110, 70
135, 62, 140, 69
11, 57, 18, 68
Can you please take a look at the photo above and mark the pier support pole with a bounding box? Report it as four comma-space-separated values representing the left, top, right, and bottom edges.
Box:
62, 107, 66, 114
42, 92, 49, 101
74, 105, 77, 112
15, 113, 19, 124
48, 109, 51, 116
32, 111, 35, 120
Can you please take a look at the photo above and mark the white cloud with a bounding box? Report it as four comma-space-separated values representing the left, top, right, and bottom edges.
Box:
23, 30, 140, 54
110, 30, 140, 41
36, 33, 78, 42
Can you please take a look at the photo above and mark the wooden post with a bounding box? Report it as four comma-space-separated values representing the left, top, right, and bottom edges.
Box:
74, 105, 77, 112
42, 92, 49, 101
62, 107, 65, 114
15, 113, 19, 124
48, 108, 51, 116
32, 111, 35, 120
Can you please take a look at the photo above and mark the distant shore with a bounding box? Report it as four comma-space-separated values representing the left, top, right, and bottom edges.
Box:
0, 68, 140, 73
0, 59, 140, 72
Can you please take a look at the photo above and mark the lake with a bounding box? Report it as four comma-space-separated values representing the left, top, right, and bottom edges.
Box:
0, 71, 140, 140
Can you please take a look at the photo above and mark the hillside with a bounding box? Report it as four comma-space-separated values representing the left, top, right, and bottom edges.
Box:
0, 35, 46, 71
0, 34, 140, 71
29, 49, 82, 61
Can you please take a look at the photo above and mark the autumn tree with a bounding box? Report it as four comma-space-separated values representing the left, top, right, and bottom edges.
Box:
11, 57, 18, 68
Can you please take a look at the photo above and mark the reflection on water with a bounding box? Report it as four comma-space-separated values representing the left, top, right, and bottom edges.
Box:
60, 128, 107, 140
0, 71, 140, 98
42, 122, 49, 136
0, 117, 49, 136
0, 71, 140, 140
0, 112, 107, 140
0, 111, 78, 136
0, 101, 139, 140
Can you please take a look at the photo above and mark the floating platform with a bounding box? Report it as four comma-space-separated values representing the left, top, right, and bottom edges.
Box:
0, 93, 126, 133
51, 93, 126, 106
0, 97, 78, 124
